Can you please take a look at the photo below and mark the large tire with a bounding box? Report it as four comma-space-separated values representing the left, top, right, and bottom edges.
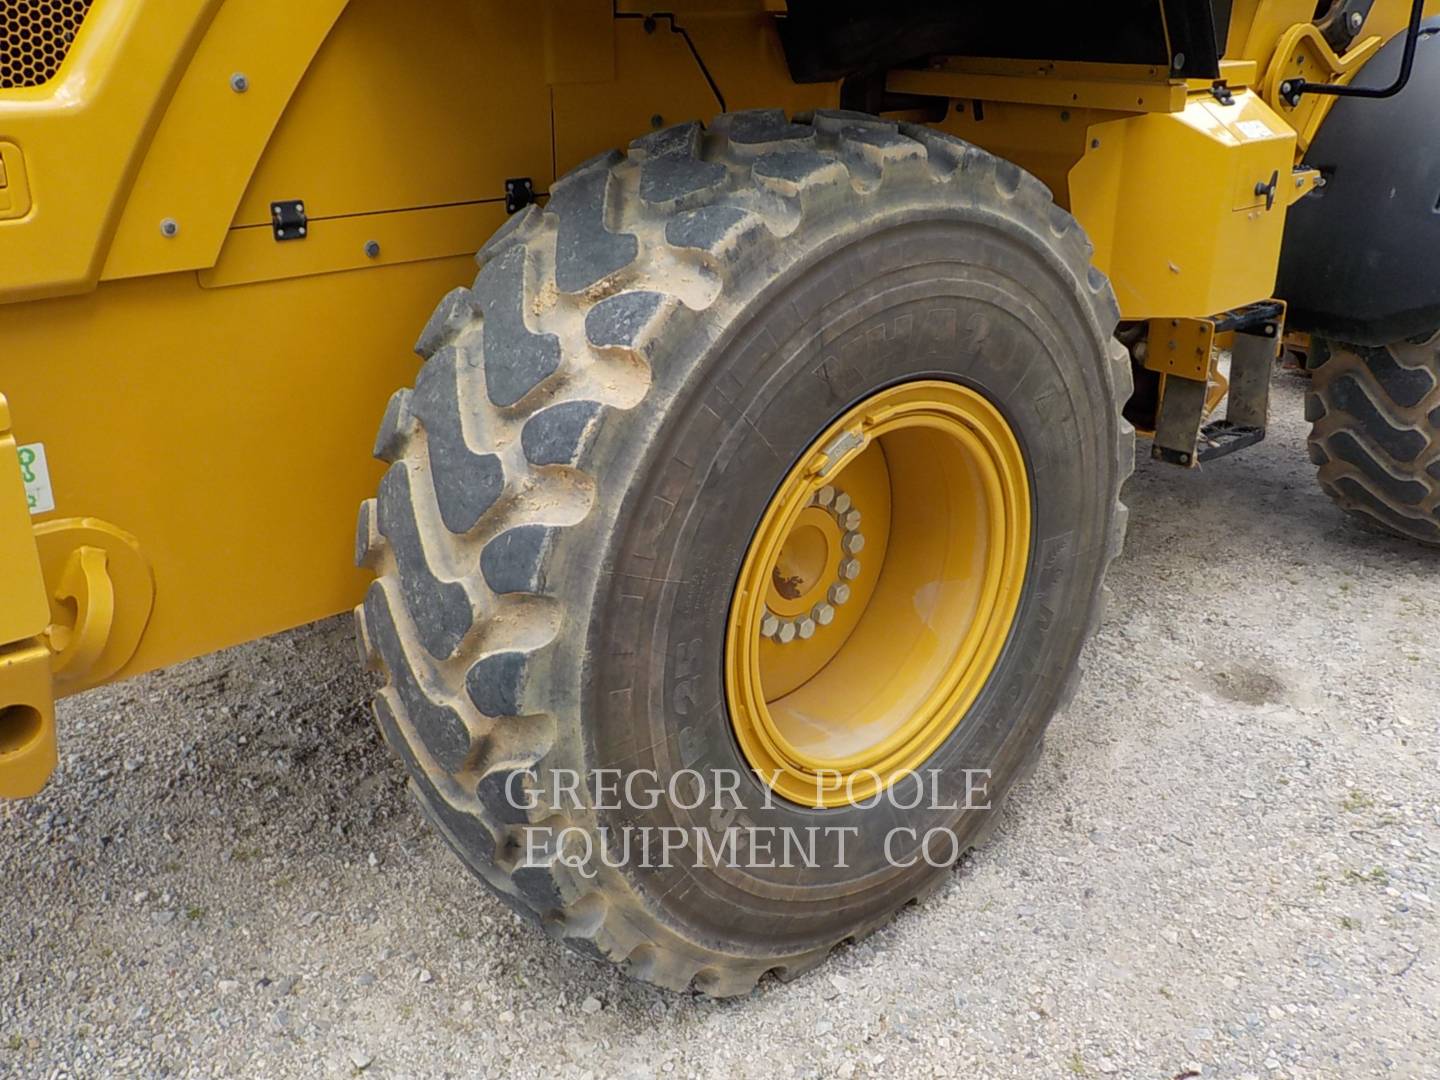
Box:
1306, 334, 1440, 545
354, 109, 1132, 994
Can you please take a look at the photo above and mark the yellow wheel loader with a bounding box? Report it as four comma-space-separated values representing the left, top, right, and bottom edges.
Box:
3, 0, 1437, 993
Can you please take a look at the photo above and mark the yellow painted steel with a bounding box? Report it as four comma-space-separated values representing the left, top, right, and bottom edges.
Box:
0, 258, 472, 692
0, 642, 56, 799
0, 396, 50, 645
0, 141, 33, 220
1070, 90, 1297, 319
726, 382, 1031, 808
199, 201, 510, 289
890, 58, 1187, 114
100, 0, 350, 281
0, 0, 223, 301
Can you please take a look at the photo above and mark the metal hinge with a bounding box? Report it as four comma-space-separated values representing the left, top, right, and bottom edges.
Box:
505, 178, 534, 215
270, 199, 308, 241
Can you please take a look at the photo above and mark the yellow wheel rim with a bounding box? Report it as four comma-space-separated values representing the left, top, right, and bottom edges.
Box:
725, 381, 1031, 808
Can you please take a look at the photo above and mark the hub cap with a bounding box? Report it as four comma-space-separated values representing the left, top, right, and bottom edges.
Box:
725, 381, 1031, 808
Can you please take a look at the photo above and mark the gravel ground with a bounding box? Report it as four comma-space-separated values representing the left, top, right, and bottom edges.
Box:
2, 371, 1437, 1080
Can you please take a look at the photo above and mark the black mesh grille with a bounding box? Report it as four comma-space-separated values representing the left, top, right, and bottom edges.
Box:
1, 0, 93, 90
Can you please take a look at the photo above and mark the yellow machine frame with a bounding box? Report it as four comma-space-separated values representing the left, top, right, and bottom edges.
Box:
1, 0, 1429, 795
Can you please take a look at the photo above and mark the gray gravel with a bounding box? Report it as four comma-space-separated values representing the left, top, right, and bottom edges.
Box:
2, 371, 1437, 1079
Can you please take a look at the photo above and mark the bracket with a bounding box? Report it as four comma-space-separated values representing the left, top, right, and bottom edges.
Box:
1151, 302, 1283, 467
1263, 23, 1382, 151
505, 178, 534, 215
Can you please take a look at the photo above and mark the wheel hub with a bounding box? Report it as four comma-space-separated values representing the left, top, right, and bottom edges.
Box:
725, 381, 1032, 808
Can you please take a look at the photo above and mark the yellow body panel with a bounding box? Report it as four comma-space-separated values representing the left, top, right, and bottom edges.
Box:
0, 0, 221, 300
100, 0, 350, 281
0, 397, 49, 644
0, 259, 476, 686
1072, 91, 1296, 319
890, 58, 1187, 114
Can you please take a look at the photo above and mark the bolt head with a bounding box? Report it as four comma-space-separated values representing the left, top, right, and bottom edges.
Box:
1172, 51, 1186, 69
814, 486, 835, 508
832, 493, 852, 514
843, 531, 865, 554
160, 218, 179, 237
230, 72, 249, 93
1348, 11, 1363, 30
777, 621, 797, 644
364, 240, 381, 259
840, 509, 861, 530
813, 603, 835, 626
797, 618, 816, 640
828, 583, 851, 605
839, 558, 861, 581
761, 612, 780, 638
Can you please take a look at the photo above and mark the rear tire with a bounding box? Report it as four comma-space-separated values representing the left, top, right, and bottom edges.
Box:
355, 110, 1132, 994
1307, 334, 1440, 545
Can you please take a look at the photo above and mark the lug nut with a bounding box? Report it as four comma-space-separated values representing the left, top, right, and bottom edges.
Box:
797, 618, 816, 640
839, 558, 861, 581
813, 603, 835, 626
814, 486, 836, 507
777, 621, 797, 644
843, 531, 865, 554
761, 612, 780, 638
828, 583, 851, 605
840, 509, 861, 530
833, 493, 852, 514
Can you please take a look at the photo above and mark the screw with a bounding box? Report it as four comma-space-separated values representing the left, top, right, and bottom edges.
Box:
160, 218, 179, 237
797, 618, 817, 640
760, 612, 780, 638
813, 603, 835, 626
843, 531, 865, 554
230, 72, 249, 93
364, 240, 381, 259
1349, 11, 1363, 31
828, 583, 851, 606
1172, 52, 1186, 69
839, 558, 861, 581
